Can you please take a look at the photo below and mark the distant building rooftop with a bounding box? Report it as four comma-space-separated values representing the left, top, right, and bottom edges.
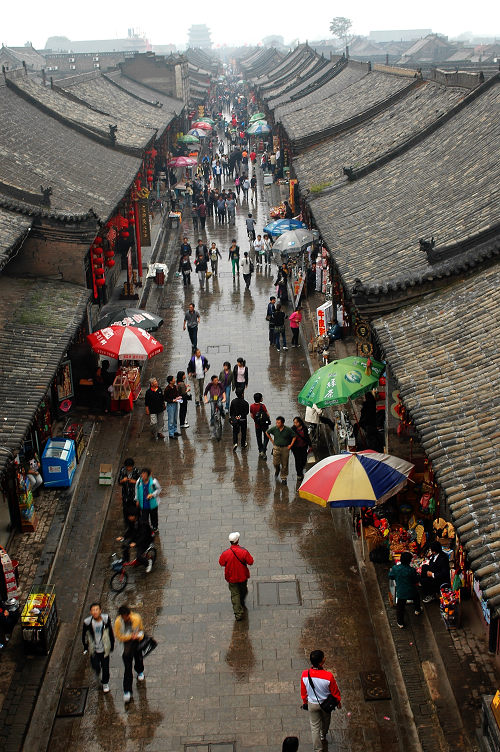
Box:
369, 29, 432, 43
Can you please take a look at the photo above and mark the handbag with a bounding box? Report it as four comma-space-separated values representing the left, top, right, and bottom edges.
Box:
308, 671, 339, 713
138, 634, 158, 658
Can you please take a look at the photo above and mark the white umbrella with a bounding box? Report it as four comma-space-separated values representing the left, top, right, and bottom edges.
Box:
272, 228, 315, 254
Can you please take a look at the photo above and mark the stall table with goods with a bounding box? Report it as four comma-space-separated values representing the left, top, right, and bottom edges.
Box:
440, 586, 461, 628
62, 419, 85, 463
21, 584, 58, 654
111, 367, 141, 413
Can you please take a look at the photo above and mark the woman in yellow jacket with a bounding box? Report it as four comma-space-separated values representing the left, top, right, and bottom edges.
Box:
114, 604, 145, 703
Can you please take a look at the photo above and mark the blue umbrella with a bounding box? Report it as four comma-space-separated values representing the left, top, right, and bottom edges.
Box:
263, 219, 307, 237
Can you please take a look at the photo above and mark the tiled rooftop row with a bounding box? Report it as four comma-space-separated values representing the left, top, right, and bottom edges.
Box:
374, 265, 500, 613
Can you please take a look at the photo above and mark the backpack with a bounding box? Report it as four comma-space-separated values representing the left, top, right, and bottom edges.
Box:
254, 405, 270, 428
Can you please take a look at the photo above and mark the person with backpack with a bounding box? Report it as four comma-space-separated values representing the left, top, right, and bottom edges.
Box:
291, 416, 311, 480
229, 390, 249, 451
82, 602, 115, 694
250, 393, 271, 459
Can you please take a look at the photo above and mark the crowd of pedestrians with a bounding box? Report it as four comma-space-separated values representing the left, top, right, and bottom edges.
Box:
83, 93, 347, 750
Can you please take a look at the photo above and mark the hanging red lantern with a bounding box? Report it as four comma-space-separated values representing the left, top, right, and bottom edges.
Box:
95, 236, 102, 243
96, 277, 106, 287
104, 250, 114, 258
95, 268, 105, 277
122, 231, 129, 238
105, 259, 115, 268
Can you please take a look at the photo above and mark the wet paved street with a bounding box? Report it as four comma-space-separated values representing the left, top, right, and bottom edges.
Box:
49, 168, 401, 752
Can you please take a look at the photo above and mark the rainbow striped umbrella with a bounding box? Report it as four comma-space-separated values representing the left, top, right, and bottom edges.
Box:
299, 451, 414, 508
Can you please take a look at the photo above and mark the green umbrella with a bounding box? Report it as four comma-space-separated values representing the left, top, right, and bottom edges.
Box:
198, 117, 215, 124
298, 356, 385, 408
177, 133, 200, 144
250, 112, 266, 123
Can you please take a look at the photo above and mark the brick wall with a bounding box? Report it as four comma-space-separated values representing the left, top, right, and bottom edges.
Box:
7, 218, 94, 286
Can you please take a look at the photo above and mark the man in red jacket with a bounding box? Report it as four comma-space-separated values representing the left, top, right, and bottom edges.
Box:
300, 650, 341, 751
219, 532, 254, 620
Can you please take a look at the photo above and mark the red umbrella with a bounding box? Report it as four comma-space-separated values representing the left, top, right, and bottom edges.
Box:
167, 156, 198, 167
87, 326, 163, 361
191, 121, 212, 130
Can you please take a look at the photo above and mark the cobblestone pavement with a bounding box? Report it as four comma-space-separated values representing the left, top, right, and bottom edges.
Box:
48, 169, 402, 752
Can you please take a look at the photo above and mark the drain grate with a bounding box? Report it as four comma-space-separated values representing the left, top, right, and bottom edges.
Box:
256, 580, 301, 606
185, 744, 235, 752
359, 670, 391, 701
56, 687, 88, 717
206, 344, 231, 353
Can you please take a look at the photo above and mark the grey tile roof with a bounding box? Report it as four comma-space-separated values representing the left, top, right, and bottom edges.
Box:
0, 79, 141, 220
103, 71, 184, 117
252, 45, 305, 85
0, 277, 89, 478
0, 209, 32, 271
273, 61, 368, 121
240, 48, 283, 78
8, 73, 155, 153
185, 47, 217, 72
294, 81, 466, 189
258, 52, 320, 98
373, 264, 500, 615
267, 58, 334, 108
56, 71, 181, 133
308, 76, 500, 292
280, 69, 414, 146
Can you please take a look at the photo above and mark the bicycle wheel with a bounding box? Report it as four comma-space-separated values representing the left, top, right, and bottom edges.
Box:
145, 546, 157, 567
110, 570, 128, 593
214, 412, 222, 441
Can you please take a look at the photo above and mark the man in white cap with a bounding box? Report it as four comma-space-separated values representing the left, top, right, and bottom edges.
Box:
219, 532, 254, 620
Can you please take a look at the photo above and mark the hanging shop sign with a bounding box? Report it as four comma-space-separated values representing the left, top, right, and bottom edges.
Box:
137, 198, 151, 246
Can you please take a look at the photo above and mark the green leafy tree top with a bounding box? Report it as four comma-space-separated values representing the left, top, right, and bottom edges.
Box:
329, 17, 352, 48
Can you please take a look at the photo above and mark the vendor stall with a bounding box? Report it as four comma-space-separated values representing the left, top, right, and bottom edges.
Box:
21, 584, 58, 654
110, 367, 141, 413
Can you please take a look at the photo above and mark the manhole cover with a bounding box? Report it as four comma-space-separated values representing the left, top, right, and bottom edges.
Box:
185, 744, 235, 752
359, 671, 391, 701
56, 687, 89, 717
256, 580, 301, 606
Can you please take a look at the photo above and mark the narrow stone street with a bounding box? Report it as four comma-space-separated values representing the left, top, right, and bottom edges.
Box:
48, 167, 402, 752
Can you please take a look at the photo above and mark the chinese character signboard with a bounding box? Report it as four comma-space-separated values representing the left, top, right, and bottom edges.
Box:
137, 199, 151, 246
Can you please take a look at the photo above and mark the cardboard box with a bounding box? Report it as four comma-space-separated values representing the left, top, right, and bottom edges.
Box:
99, 463, 113, 485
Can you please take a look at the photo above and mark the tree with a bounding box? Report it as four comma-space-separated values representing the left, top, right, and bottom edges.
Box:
329, 17, 352, 49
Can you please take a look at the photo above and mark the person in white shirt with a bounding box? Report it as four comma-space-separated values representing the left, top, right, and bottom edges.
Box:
263, 233, 273, 265
253, 234, 264, 266
187, 349, 210, 406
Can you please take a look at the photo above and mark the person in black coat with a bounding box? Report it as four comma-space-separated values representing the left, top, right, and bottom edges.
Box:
118, 508, 152, 567
230, 392, 249, 451
420, 541, 451, 602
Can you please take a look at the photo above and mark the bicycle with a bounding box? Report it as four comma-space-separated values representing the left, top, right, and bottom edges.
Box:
109, 543, 157, 593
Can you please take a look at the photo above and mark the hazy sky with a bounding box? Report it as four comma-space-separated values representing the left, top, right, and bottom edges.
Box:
2, 0, 499, 48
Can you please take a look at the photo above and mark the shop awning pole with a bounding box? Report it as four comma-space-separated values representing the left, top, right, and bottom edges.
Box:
361, 515, 365, 560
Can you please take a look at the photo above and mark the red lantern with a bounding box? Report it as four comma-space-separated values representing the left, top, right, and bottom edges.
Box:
95, 268, 105, 277
96, 277, 106, 287
95, 236, 102, 243
105, 259, 115, 268
122, 231, 129, 238
104, 250, 114, 258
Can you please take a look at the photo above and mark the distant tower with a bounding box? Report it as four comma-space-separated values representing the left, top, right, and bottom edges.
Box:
188, 24, 212, 50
